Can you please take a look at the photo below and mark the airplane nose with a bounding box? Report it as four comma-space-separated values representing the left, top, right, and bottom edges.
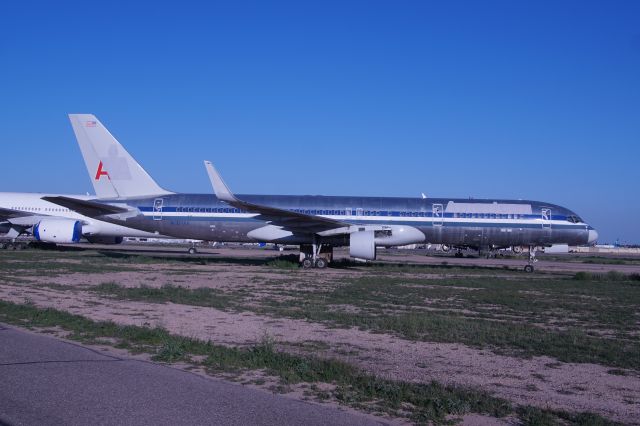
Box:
587, 229, 598, 245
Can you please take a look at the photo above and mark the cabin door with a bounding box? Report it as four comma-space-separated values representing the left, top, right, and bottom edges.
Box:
541, 208, 551, 229
541, 208, 552, 243
432, 204, 443, 226
153, 198, 164, 220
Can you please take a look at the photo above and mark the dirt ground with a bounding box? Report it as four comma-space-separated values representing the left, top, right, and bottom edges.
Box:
1, 245, 639, 424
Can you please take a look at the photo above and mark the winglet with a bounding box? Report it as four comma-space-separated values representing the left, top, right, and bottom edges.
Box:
204, 161, 237, 203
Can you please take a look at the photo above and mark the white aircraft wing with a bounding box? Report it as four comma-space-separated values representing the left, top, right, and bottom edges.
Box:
204, 161, 348, 234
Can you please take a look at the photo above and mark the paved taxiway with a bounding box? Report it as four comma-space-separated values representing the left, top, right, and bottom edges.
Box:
0, 325, 380, 426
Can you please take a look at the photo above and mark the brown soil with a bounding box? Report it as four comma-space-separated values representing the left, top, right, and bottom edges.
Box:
1, 272, 638, 424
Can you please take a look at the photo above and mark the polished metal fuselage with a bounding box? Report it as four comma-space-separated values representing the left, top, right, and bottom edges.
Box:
99, 194, 593, 248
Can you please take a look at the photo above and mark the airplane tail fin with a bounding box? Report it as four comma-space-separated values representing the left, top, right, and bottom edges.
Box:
69, 114, 171, 199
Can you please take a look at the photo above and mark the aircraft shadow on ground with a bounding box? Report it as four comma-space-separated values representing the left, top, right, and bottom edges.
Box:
28, 243, 520, 271
96, 249, 514, 271
96, 250, 272, 267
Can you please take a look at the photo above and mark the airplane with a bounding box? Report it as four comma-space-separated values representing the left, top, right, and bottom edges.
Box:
43, 114, 598, 272
0, 192, 165, 248
0, 123, 172, 247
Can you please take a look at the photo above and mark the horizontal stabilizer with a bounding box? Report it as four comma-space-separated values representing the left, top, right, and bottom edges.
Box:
0, 207, 33, 221
42, 196, 132, 218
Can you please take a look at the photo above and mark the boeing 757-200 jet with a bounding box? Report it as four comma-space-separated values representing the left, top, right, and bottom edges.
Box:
44, 114, 598, 272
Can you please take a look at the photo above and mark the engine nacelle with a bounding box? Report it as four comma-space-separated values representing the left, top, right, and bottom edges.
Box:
350, 231, 376, 260
33, 219, 82, 244
374, 225, 425, 247
348, 225, 425, 260
85, 235, 124, 245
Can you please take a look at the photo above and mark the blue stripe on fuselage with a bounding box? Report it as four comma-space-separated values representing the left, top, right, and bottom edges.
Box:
145, 213, 585, 230
137, 206, 572, 222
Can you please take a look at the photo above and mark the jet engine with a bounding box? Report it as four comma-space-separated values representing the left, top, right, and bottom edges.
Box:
350, 230, 376, 260
33, 219, 82, 243
349, 225, 425, 260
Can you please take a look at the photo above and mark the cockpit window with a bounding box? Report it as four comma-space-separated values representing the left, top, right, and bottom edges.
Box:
567, 215, 583, 223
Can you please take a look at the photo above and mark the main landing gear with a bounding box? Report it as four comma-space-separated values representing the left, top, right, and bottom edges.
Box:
187, 241, 199, 255
300, 242, 333, 269
524, 245, 538, 272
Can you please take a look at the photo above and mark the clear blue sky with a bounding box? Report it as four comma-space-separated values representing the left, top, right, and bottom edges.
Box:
1, 1, 638, 243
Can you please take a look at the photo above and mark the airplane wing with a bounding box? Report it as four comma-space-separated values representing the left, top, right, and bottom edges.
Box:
41, 196, 132, 218
204, 161, 348, 234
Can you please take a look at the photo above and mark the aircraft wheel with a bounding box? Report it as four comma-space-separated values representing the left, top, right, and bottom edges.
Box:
524, 265, 534, 273
188, 247, 197, 255
301, 258, 314, 269
315, 258, 327, 269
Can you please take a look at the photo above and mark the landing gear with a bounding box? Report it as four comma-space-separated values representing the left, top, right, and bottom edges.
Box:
454, 249, 464, 258
299, 242, 333, 269
188, 247, 197, 255
524, 245, 537, 272
315, 258, 328, 269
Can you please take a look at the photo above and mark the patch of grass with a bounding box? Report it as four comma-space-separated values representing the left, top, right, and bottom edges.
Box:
574, 271, 640, 281
154, 338, 188, 362
607, 369, 629, 376
266, 255, 300, 270
582, 259, 626, 265
0, 250, 141, 275
0, 300, 615, 425
93, 283, 239, 310
517, 406, 617, 426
